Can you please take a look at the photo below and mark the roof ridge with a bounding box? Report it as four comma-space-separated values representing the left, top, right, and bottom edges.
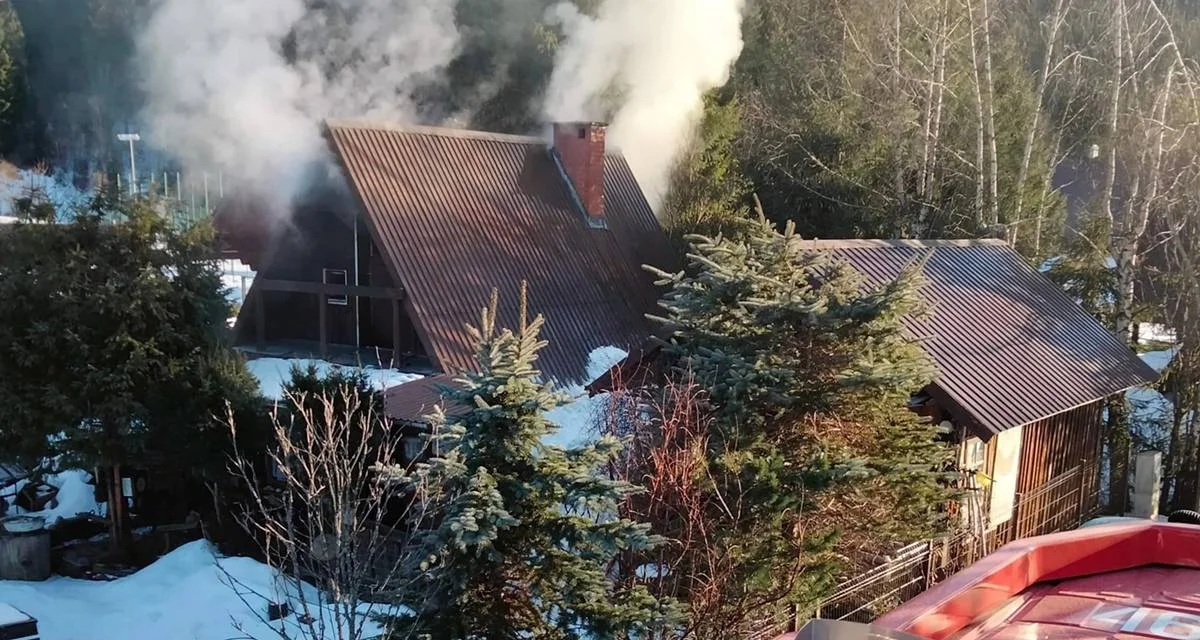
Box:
324, 119, 544, 145
799, 238, 1010, 249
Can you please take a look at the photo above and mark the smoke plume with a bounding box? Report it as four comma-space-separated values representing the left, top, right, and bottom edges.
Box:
543, 0, 747, 207
137, 0, 747, 216
136, 0, 461, 216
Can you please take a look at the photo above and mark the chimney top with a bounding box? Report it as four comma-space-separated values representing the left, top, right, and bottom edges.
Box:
552, 122, 608, 228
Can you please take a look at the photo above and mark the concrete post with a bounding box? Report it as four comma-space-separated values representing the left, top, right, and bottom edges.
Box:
1131, 451, 1162, 519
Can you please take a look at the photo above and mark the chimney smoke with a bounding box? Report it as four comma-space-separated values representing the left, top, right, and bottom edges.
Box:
542, 0, 748, 211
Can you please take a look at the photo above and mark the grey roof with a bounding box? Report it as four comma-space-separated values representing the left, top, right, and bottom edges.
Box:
807, 239, 1159, 434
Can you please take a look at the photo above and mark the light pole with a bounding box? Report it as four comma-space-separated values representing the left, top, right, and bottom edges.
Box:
117, 133, 141, 196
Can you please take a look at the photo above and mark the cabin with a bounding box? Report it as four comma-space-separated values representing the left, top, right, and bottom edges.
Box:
592, 239, 1159, 535
217, 120, 675, 424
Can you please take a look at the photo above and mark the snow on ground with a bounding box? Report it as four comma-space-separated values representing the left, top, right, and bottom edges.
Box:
219, 259, 256, 308
247, 357, 423, 401
543, 346, 628, 448
1139, 323, 1176, 346
0, 166, 89, 219
3, 469, 104, 525
1128, 349, 1176, 450
0, 540, 390, 640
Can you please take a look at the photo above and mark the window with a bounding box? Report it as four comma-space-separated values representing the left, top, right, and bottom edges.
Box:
402, 434, 426, 463
323, 268, 348, 306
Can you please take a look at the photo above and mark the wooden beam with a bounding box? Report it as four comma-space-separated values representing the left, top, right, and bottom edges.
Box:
255, 290, 265, 351
319, 294, 328, 360
255, 278, 403, 300
392, 297, 402, 358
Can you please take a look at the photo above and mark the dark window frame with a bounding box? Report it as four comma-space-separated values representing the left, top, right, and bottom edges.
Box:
323, 268, 349, 306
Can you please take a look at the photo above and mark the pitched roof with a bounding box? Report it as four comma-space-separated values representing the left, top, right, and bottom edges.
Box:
326, 120, 675, 386
384, 375, 469, 425
806, 239, 1158, 434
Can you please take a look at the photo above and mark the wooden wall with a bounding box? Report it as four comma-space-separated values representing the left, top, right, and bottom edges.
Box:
1015, 400, 1105, 494
949, 399, 1106, 532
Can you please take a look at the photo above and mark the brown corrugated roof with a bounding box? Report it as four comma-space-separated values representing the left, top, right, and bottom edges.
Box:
384, 375, 469, 424
326, 120, 675, 387
806, 239, 1158, 434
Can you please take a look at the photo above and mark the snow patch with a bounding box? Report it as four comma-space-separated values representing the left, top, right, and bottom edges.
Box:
218, 259, 256, 308
1128, 349, 1174, 451
246, 357, 423, 400
4, 469, 103, 525
1139, 323, 1176, 346
0, 167, 90, 219
0, 540, 390, 640
544, 346, 628, 448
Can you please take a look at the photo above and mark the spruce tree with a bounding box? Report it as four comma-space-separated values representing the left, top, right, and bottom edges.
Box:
641, 216, 953, 629
388, 284, 675, 640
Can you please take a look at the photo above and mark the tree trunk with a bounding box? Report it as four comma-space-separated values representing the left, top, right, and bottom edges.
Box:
1014, 0, 1068, 249
966, 0, 986, 229
106, 463, 131, 558
980, 0, 1001, 229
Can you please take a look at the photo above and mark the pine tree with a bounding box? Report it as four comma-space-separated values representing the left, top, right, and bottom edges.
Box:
388, 284, 676, 640
639, 215, 953, 631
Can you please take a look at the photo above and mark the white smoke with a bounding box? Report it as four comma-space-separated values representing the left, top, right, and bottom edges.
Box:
136, 0, 461, 216
543, 0, 747, 209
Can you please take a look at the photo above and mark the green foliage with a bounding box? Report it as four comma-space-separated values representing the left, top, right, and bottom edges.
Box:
644, 217, 954, 622
1044, 215, 1118, 328
279, 364, 384, 453
661, 93, 755, 241
729, 0, 1065, 250
0, 195, 265, 484
388, 286, 677, 640
0, 2, 26, 155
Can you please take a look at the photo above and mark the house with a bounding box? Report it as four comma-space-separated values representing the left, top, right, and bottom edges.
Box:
217, 120, 676, 423
592, 239, 1159, 534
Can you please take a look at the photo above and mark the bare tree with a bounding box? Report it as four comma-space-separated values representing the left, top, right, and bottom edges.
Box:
220, 383, 436, 640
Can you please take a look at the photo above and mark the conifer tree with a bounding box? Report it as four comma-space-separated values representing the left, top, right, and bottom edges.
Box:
638, 214, 953, 631
388, 284, 676, 640
0, 194, 265, 551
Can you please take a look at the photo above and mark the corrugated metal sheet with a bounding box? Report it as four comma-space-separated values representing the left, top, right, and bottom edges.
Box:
807, 239, 1158, 435
384, 375, 468, 424
327, 121, 674, 386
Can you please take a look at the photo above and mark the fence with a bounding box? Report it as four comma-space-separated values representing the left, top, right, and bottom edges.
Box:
752, 462, 1105, 635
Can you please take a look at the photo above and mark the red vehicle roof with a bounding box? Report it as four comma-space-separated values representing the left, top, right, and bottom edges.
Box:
873, 522, 1200, 640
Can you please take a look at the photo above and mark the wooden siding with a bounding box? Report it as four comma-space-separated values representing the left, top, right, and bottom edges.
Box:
1015, 400, 1105, 494
232, 203, 425, 358
950, 399, 1105, 532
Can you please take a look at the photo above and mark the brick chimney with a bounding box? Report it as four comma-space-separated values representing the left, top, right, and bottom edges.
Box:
552, 122, 607, 228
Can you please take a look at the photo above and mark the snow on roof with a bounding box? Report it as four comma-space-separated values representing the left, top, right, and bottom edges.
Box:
544, 346, 629, 448
245, 357, 423, 401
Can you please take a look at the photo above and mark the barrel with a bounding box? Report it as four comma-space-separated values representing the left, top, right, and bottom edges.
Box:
0, 516, 51, 581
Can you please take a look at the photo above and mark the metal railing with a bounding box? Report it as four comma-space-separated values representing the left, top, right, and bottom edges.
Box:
757, 462, 1107, 634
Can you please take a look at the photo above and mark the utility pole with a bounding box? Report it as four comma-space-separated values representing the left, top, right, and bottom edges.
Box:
117, 133, 141, 197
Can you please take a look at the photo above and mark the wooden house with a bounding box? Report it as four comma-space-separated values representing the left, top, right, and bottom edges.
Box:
217, 120, 675, 424
591, 239, 1158, 533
